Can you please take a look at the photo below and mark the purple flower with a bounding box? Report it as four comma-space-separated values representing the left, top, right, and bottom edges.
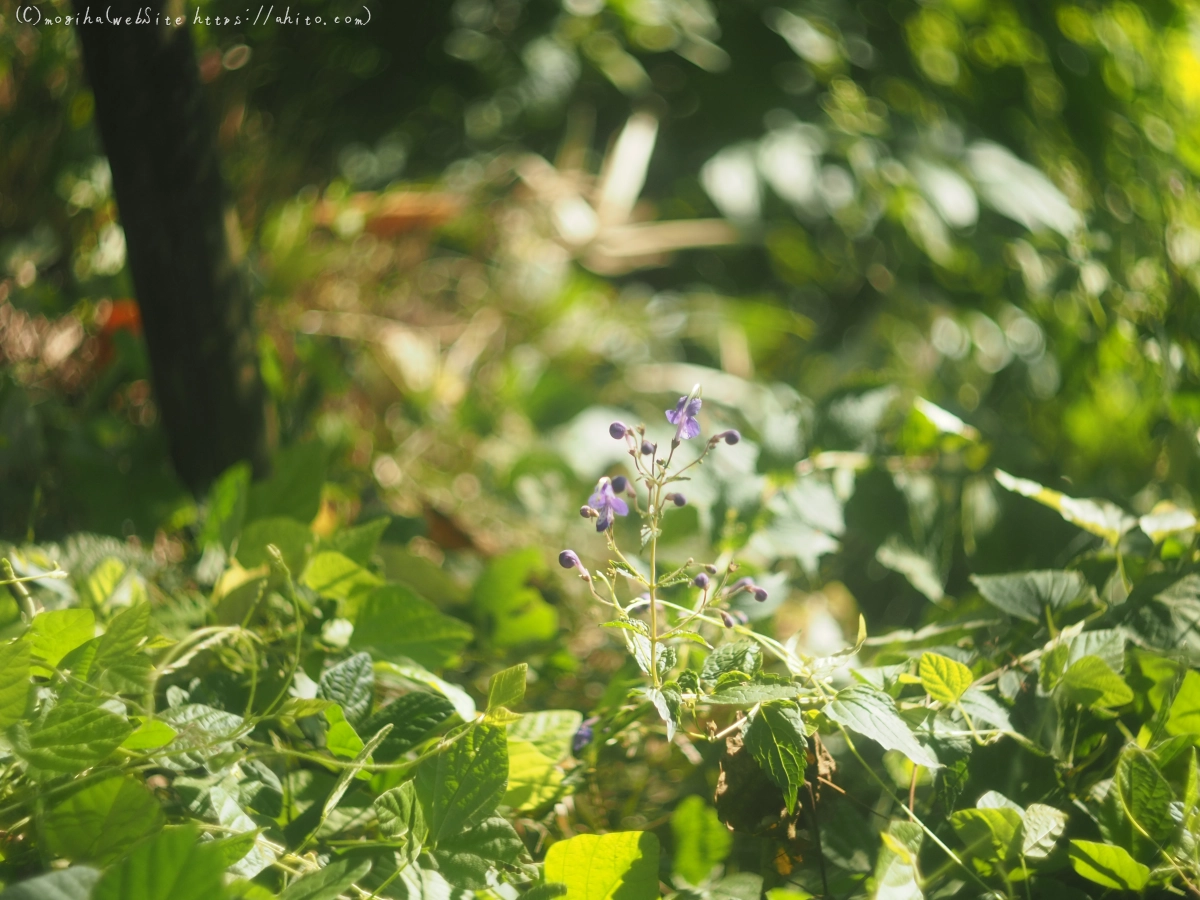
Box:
588, 477, 629, 532
573, 716, 599, 753
609, 422, 629, 440
611, 475, 629, 494
559, 549, 582, 569
693, 573, 710, 589
666, 395, 702, 442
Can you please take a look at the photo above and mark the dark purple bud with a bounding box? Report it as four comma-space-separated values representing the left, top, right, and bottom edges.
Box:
693, 573, 710, 589
720, 610, 735, 628
722, 430, 741, 445
641, 440, 655, 456
753, 587, 769, 602
704, 564, 717, 575
611, 475, 629, 493
573, 717, 599, 753
559, 549, 581, 569
669, 493, 687, 507
609, 422, 629, 439
729, 576, 754, 593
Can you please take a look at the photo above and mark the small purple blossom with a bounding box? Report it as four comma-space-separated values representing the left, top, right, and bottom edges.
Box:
559, 549, 581, 569
611, 475, 629, 494
704, 564, 717, 574
573, 716, 599, 753
693, 573, 710, 589
666, 395, 702, 442
588, 476, 629, 532
609, 422, 629, 439
640, 440, 655, 456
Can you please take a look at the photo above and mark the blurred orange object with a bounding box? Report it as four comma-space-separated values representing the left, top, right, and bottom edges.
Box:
312, 191, 465, 237
95, 298, 142, 367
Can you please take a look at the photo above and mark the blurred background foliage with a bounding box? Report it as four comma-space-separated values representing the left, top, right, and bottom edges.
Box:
5, 0, 1200, 640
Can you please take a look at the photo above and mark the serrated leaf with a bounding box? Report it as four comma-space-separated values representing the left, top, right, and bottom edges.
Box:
0, 867, 102, 900
321, 517, 390, 566
826, 686, 940, 769
351, 584, 472, 670
156, 705, 244, 770
1115, 746, 1175, 847
11, 702, 132, 773
317, 652, 374, 727
0, 638, 31, 730
951, 807, 1023, 871
374, 780, 426, 867
971, 570, 1090, 622
472, 548, 558, 647
430, 816, 525, 890
40, 775, 164, 865
1060, 655, 1133, 709
872, 820, 923, 900
702, 641, 762, 682
302, 552, 382, 611
92, 824, 228, 900
1022, 804, 1066, 860
643, 686, 682, 741
416, 724, 508, 843
745, 703, 808, 814
90, 602, 153, 694
26, 609, 94, 674
360, 692, 455, 760
958, 688, 1012, 732
487, 663, 528, 711
671, 795, 732, 886
504, 738, 564, 811
279, 859, 373, 900
323, 704, 364, 759
706, 683, 802, 706
1068, 840, 1150, 890
543, 831, 660, 900
508, 709, 582, 762
919, 653, 973, 705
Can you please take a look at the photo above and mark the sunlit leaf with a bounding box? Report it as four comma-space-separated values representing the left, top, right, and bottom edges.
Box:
918, 652, 972, 705
543, 831, 660, 900
1068, 840, 1149, 891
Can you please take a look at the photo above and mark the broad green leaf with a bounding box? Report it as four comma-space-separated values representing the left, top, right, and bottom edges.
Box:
1060, 655, 1133, 709
321, 724, 392, 825
0, 867, 101, 900
207, 831, 258, 870
361, 692, 455, 760
919, 653, 973, 705
471, 548, 558, 647
744, 702, 808, 814
1068, 840, 1150, 890
1139, 502, 1197, 543
40, 775, 165, 864
958, 687, 1012, 732
670, 796, 732, 886
0, 638, 31, 729
994, 470, 1137, 546
951, 807, 1023, 871
1166, 670, 1200, 736
156, 705, 244, 770
376, 661, 476, 720
121, 718, 174, 752
11, 702, 133, 773
279, 859, 373, 900
971, 570, 1090, 623
374, 779, 426, 867
200, 461, 251, 551
26, 609, 94, 674
508, 709, 582, 761
82, 557, 127, 609
487, 663, 528, 711
504, 738, 564, 811
522, 886, 568, 900
245, 442, 327, 525
543, 831, 660, 900
92, 824, 228, 900
872, 821, 923, 900
317, 652, 374, 726
644, 686, 681, 741
1021, 804, 1066, 860
323, 704, 364, 760
236, 517, 312, 572
416, 724, 508, 843
90, 602, 152, 694
351, 584, 472, 670
321, 517, 389, 566
701, 641, 762, 681
430, 816, 525, 890
1115, 747, 1175, 846
875, 537, 944, 602
302, 552, 382, 613
706, 683, 803, 706
826, 686, 940, 769
708, 872, 762, 900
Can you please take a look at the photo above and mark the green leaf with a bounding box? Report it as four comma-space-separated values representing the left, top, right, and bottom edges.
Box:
994, 470, 1137, 546
542, 831, 661, 900
321, 723, 393, 825
82, 558, 128, 609
1068, 840, 1150, 890
0, 867, 101, 900
521, 885, 568, 900
1166, 669, 1200, 736
918, 652, 973, 705
701, 641, 762, 682
487, 663, 528, 711
323, 704, 364, 759
26, 609, 94, 674
1115, 746, 1175, 847
236, 517, 312, 572
40, 774, 165, 864
950, 807, 1023, 871
0, 638, 31, 730
871, 821, 923, 900
246, 442, 327, 525
508, 709, 582, 761
504, 738, 564, 811
90, 602, 152, 694
360, 692, 455, 760
826, 686, 940, 769
302, 552, 382, 612
207, 830, 259, 870
121, 718, 178, 751
351, 584, 472, 670
430, 816, 525, 890
1060, 655, 1133, 709
416, 724, 508, 843
92, 824, 228, 900
156, 705, 244, 770
645, 686, 681, 741
10, 702, 133, 773
706, 683, 802, 706
317, 652, 374, 727
471, 548, 558, 647
279, 859, 373, 900
1021, 804, 1066, 861
374, 779, 427, 867
670, 795, 732, 886
744, 702, 808, 814
200, 462, 251, 551
321, 517, 389, 566
958, 688, 1012, 732
971, 570, 1090, 623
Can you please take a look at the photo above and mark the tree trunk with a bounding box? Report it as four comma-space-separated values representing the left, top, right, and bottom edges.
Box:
72, 1, 268, 494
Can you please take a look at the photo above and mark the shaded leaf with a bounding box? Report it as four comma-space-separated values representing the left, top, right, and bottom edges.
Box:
826, 686, 940, 769
744, 702, 808, 814
11, 703, 132, 773
971, 570, 1089, 623
351, 585, 472, 670
317, 652, 374, 727
416, 724, 508, 842
670, 795, 732, 886
40, 775, 164, 864
279, 859, 373, 900
92, 825, 228, 900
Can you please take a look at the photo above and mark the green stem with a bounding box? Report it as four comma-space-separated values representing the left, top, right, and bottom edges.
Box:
1, 559, 39, 624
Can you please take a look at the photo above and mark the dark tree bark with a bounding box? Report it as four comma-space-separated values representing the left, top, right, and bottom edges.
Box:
72, 1, 268, 493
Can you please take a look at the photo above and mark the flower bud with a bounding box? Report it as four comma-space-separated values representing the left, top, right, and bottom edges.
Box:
668, 492, 687, 507
580, 505, 597, 518
720, 610, 735, 628
729, 576, 753, 593
559, 549, 581, 569
609, 422, 629, 439
573, 717, 599, 753
733, 610, 749, 625
640, 440, 655, 456
704, 564, 717, 575
611, 475, 629, 493
722, 430, 741, 445
693, 573, 710, 589
753, 586, 769, 602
